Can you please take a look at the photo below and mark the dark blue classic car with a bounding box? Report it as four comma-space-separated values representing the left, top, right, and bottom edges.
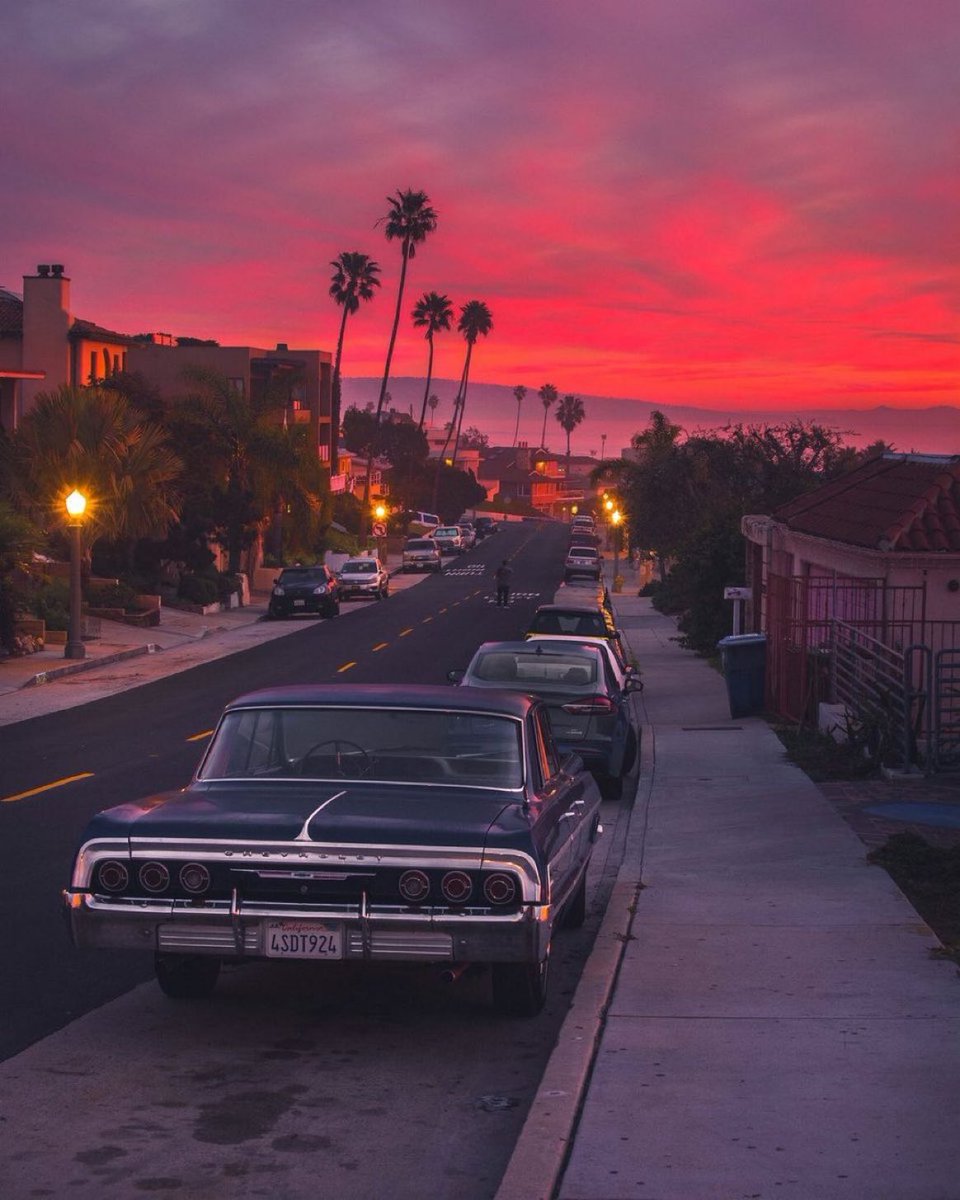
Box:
63, 685, 603, 1016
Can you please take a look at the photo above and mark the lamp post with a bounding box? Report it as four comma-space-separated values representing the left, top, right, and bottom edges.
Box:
65, 489, 87, 660
611, 508, 623, 592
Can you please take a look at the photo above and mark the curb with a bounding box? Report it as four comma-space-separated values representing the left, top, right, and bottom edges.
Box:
20, 644, 157, 689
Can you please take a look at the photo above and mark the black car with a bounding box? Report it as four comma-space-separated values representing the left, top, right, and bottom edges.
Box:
267, 564, 340, 619
473, 517, 499, 539
63, 684, 602, 1017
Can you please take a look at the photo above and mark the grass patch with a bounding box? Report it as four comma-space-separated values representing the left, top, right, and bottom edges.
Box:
772, 722, 880, 783
868, 833, 960, 962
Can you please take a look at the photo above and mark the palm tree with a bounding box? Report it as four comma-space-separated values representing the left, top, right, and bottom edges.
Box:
328, 251, 381, 476
555, 393, 586, 477
363, 189, 438, 528
538, 383, 558, 450
5, 384, 182, 573
512, 385, 527, 447
412, 291, 454, 430
449, 301, 494, 466
427, 393, 440, 425
431, 302, 493, 512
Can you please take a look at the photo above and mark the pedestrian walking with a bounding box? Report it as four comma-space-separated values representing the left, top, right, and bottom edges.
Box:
494, 559, 513, 607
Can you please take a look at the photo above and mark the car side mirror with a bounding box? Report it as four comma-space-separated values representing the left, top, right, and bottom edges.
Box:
447, 669, 465, 684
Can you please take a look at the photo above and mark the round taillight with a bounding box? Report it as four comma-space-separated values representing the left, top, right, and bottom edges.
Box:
139, 861, 170, 893
399, 869, 430, 904
483, 873, 518, 906
98, 860, 129, 892
441, 871, 473, 904
179, 862, 211, 895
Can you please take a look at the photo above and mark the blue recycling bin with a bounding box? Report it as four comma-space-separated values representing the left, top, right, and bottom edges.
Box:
717, 633, 767, 718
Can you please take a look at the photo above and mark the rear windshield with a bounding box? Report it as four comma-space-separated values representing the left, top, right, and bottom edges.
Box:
529, 611, 609, 637
200, 706, 525, 790
342, 560, 378, 573
567, 547, 598, 558
472, 650, 599, 690
435, 527, 459, 536
405, 539, 436, 551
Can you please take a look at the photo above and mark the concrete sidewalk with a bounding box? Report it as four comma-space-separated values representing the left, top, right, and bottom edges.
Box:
500, 587, 960, 1200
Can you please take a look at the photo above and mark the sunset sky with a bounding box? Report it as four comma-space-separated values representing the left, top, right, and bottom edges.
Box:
3, 0, 959, 414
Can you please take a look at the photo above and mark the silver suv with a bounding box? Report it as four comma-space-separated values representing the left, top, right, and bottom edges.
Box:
402, 537, 442, 573
337, 557, 390, 600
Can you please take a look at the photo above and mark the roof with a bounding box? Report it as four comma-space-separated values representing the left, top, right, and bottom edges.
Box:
0, 289, 23, 336
224, 682, 534, 718
70, 318, 136, 345
774, 453, 960, 552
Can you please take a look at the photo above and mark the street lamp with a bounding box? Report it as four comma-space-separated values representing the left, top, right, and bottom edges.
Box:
611, 508, 623, 593
64, 489, 87, 660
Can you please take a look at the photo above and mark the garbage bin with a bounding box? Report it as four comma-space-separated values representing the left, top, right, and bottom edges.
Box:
717, 633, 767, 718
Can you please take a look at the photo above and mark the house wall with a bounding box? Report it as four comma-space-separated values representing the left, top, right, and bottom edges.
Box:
21, 271, 71, 408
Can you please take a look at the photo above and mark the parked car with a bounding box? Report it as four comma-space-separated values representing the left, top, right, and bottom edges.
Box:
449, 640, 640, 798
473, 517, 499, 538
62, 684, 603, 1016
267, 564, 340, 619
569, 531, 601, 549
564, 544, 601, 581
555, 578, 614, 617
433, 526, 464, 555
525, 632, 638, 693
407, 510, 440, 531
402, 537, 442, 573
526, 603, 620, 644
457, 522, 477, 549
337, 556, 390, 601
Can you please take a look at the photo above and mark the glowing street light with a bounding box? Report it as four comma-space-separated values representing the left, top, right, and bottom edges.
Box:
65, 489, 87, 659
611, 507, 624, 593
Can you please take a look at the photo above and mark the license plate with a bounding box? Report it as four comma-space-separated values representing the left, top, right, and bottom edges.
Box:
265, 920, 343, 959
294, 599, 306, 606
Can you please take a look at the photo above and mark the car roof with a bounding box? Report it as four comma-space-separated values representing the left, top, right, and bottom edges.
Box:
225, 683, 534, 717
472, 639, 605, 661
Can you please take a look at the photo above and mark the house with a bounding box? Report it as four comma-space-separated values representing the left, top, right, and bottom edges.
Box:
127, 338, 332, 460
0, 265, 134, 432
741, 452, 960, 769
478, 444, 587, 517
0, 265, 333, 459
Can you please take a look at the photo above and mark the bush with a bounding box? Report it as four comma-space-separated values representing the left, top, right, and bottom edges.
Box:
178, 574, 220, 606
88, 581, 139, 610
29, 578, 71, 630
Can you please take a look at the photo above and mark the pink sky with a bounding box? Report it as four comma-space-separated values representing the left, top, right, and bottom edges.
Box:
3, 0, 959, 414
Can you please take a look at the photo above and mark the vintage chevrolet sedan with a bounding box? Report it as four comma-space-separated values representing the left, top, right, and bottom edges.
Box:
63, 685, 603, 1016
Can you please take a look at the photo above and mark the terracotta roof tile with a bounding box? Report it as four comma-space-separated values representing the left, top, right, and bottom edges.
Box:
774, 454, 960, 552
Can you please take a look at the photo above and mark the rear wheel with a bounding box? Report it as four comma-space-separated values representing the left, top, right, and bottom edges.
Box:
155, 953, 220, 1000
491, 952, 550, 1017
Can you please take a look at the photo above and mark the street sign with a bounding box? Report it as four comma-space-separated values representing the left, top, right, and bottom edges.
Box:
372, 521, 387, 537
724, 586, 752, 601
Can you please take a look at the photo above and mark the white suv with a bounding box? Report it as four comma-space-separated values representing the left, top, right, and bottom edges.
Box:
402, 537, 442, 573
433, 526, 464, 555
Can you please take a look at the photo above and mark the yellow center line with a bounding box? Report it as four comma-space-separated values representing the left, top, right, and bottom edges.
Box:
372, 642, 389, 652
338, 661, 357, 672
399, 627, 414, 637
439, 607, 447, 613
2, 772, 94, 804
420, 616, 433, 624
186, 729, 214, 743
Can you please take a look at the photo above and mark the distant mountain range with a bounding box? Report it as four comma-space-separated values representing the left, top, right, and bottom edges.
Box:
341, 376, 957, 457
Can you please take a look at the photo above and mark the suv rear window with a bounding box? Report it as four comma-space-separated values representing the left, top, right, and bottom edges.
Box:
405, 539, 436, 551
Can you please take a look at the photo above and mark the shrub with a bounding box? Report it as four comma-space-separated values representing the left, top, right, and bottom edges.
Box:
178, 574, 219, 606
88, 581, 139, 610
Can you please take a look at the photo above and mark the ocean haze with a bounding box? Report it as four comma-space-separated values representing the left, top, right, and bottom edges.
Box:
342, 377, 958, 458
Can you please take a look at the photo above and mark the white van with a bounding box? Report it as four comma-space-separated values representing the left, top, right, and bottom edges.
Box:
408, 511, 440, 529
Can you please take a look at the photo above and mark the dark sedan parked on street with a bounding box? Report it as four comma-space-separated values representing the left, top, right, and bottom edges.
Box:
450, 640, 640, 799
63, 685, 602, 1016
267, 564, 340, 619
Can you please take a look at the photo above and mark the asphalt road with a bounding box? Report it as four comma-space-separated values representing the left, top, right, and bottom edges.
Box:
0, 521, 612, 1060
0, 521, 638, 1200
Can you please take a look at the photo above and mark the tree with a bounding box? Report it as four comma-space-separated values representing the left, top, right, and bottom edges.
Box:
363, 189, 438, 526
427, 393, 440, 425
328, 251, 381, 476
0, 501, 44, 652
460, 426, 489, 449
538, 383, 558, 449
449, 300, 494, 466
412, 291, 454, 430
512, 384, 527, 447
343, 406, 430, 517
5, 384, 183, 576
555, 393, 585, 475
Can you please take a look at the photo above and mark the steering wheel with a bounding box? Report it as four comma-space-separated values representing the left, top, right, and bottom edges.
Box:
299, 739, 372, 778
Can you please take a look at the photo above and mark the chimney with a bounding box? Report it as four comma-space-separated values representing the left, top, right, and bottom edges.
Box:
51, 264, 65, 277
276, 342, 288, 352
22, 263, 72, 409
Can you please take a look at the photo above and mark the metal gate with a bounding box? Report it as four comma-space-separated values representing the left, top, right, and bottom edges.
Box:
934, 650, 960, 771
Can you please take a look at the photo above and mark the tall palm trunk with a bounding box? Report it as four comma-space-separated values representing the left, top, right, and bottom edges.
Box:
417, 332, 435, 431
430, 359, 469, 514
363, 244, 411, 529
329, 301, 350, 477
512, 401, 522, 446
449, 342, 476, 468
